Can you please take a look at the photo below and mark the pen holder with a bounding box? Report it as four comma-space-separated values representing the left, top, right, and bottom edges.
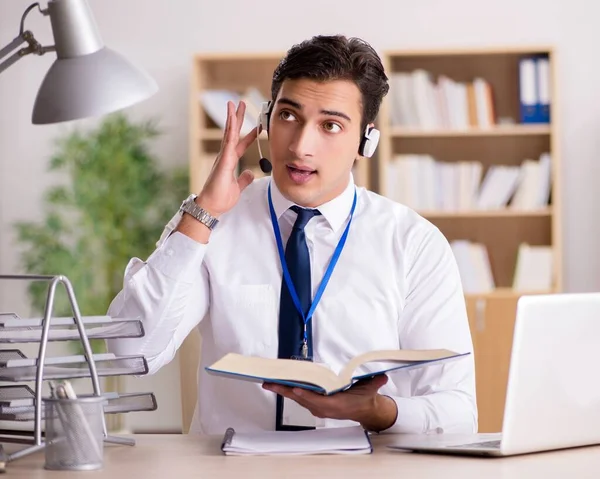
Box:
43, 396, 107, 471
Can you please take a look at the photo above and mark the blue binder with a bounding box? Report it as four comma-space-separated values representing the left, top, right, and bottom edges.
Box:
519, 55, 550, 124
536, 56, 551, 123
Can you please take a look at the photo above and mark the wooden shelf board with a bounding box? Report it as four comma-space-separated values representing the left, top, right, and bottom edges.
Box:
194, 51, 285, 61
418, 208, 552, 219
465, 287, 556, 299
199, 129, 268, 141
199, 129, 224, 140
385, 46, 553, 57
390, 125, 551, 138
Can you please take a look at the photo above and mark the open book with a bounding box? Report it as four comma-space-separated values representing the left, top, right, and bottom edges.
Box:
221, 425, 372, 456
207, 348, 468, 395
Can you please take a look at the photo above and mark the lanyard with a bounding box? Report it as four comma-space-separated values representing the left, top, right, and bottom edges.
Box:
268, 182, 357, 359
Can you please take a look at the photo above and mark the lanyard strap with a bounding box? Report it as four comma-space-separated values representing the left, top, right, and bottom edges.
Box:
268, 183, 357, 349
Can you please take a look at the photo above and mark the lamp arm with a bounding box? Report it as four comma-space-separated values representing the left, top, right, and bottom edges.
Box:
0, 32, 56, 75
0, 33, 31, 75
0, 2, 55, 75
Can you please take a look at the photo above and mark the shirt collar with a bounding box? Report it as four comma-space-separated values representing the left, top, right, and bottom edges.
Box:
268, 174, 356, 233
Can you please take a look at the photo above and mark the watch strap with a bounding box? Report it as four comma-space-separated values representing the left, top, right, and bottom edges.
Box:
179, 195, 219, 230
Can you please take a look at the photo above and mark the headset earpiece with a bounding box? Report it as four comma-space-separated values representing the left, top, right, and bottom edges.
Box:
359, 124, 380, 158
259, 101, 272, 134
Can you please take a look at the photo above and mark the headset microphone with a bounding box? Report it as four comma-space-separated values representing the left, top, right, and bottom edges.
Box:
259, 157, 272, 173
256, 101, 273, 174
256, 131, 272, 173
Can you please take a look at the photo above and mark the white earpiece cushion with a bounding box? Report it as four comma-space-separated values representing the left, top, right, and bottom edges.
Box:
259, 102, 271, 132
362, 128, 380, 157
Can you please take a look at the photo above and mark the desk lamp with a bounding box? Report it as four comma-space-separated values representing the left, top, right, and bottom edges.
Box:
0, 0, 158, 124
0, 0, 157, 463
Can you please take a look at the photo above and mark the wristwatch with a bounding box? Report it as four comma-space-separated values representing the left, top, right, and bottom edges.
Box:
179, 194, 219, 230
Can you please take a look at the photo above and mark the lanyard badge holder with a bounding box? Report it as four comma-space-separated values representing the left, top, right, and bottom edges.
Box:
268, 183, 357, 361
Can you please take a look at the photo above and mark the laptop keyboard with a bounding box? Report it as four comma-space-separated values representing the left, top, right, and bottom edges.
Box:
452, 440, 501, 449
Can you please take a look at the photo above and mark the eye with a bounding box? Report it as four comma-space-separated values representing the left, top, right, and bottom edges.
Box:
323, 121, 342, 133
279, 110, 297, 122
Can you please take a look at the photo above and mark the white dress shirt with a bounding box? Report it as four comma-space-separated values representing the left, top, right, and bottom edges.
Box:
107, 174, 477, 435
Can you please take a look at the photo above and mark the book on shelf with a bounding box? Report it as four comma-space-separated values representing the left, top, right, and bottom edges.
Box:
509, 153, 551, 210
221, 425, 373, 456
199, 87, 268, 135
389, 55, 550, 131
206, 348, 468, 395
513, 243, 553, 292
450, 241, 554, 296
451, 240, 495, 294
386, 152, 551, 212
519, 55, 551, 124
389, 70, 495, 130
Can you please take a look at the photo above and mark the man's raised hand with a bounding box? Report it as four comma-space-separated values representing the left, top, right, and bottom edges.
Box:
175, 101, 258, 243
197, 100, 259, 217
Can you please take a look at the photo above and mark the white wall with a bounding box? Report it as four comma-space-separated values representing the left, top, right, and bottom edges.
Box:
1, 0, 598, 432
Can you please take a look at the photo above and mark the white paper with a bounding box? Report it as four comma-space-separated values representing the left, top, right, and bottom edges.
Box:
222, 425, 371, 456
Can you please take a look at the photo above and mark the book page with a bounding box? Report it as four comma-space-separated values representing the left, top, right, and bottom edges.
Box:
206, 353, 343, 393
339, 349, 464, 385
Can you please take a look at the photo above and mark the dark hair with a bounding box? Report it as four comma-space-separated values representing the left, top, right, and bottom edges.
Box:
271, 35, 389, 131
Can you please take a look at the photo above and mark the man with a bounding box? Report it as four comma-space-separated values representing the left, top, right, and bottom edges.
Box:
107, 35, 477, 435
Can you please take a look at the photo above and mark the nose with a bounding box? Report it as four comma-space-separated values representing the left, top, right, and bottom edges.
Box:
288, 124, 316, 159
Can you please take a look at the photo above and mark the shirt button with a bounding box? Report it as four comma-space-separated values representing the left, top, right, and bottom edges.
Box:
165, 248, 174, 257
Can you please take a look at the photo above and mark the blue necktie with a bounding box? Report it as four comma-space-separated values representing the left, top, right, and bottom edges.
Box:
276, 205, 321, 431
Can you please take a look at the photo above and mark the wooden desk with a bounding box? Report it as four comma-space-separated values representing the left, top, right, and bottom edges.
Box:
6, 433, 600, 478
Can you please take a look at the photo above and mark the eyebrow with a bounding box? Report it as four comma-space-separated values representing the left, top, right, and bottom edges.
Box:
276, 97, 352, 122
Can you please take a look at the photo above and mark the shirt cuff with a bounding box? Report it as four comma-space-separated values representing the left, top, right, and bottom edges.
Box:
147, 231, 208, 284
382, 395, 428, 434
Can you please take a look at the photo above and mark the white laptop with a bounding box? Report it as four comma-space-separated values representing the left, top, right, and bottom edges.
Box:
389, 293, 600, 457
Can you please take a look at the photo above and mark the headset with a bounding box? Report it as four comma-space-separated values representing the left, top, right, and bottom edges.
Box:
256, 101, 380, 174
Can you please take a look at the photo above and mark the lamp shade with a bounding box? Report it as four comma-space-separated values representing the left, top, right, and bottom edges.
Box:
32, 47, 158, 124
31, 0, 157, 124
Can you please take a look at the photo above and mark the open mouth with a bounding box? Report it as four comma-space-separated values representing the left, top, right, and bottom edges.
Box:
286, 165, 317, 184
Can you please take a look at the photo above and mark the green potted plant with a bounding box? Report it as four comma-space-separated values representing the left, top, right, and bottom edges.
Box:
14, 113, 189, 430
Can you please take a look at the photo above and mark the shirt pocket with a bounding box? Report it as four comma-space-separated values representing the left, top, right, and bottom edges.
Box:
211, 283, 279, 355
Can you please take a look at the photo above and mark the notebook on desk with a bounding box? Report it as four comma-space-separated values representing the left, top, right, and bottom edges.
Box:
221, 425, 373, 456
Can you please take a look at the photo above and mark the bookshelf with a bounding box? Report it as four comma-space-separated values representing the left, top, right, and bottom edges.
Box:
377, 46, 561, 295
189, 53, 279, 194
186, 46, 561, 433
377, 46, 560, 432
189, 47, 561, 296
